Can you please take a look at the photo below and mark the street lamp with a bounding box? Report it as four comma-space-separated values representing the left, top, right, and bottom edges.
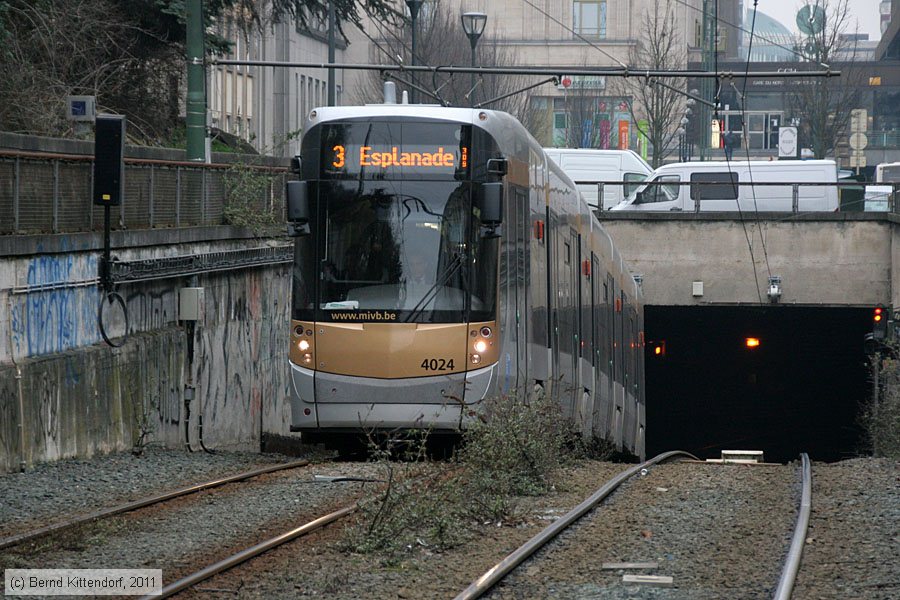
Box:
406, 0, 424, 104
680, 117, 690, 161
461, 11, 487, 107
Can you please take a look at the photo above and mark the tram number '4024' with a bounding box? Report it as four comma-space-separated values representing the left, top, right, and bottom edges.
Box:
421, 358, 455, 371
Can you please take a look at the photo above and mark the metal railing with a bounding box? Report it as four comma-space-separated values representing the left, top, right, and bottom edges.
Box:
587, 180, 900, 213
0, 149, 288, 235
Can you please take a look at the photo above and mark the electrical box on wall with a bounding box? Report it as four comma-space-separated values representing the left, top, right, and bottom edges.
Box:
179, 287, 205, 322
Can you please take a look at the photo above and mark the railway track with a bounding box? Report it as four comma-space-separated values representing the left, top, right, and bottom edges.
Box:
139, 504, 357, 599
456, 452, 813, 599
0, 460, 311, 551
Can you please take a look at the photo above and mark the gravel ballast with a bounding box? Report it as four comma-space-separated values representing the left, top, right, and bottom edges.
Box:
0, 446, 305, 537
1, 451, 896, 599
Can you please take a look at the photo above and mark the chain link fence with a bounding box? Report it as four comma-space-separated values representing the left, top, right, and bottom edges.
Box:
0, 151, 288, 235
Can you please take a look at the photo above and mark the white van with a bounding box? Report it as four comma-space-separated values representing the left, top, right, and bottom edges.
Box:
609, 160, 839, 212
543, 148, 653, 210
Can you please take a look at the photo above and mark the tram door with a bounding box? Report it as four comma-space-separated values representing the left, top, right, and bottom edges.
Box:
605, 274, 616, 440
556, 227, 578, 420
548, 212, 561, 404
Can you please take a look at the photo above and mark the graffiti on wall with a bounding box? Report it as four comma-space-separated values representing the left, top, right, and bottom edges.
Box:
9, 255, 100, 358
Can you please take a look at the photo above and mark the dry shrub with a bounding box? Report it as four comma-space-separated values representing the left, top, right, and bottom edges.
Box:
864, 354, 900, 459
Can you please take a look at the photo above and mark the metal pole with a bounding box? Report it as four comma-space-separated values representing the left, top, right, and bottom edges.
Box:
186, 0, 206, 161
327, 1, 336, 106
871, 356, 880, 456
410, 10, 418, 104
470, 41, 476, 108
792, 184, 799, 212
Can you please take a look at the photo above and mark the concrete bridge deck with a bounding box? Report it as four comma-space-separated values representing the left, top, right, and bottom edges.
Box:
598, 212, 899, 308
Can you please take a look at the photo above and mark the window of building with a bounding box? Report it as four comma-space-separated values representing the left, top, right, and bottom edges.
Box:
554, 112, 567, 129
573, 1, 607, 38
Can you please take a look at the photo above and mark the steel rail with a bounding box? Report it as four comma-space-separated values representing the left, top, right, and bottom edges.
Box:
774, 453, 812, 600
212, 60, 840, 79
0, 460, 310, 551
455, 450, 698, 600
141, 505, 355, 600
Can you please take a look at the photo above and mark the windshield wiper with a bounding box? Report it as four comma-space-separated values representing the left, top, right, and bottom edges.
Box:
403, 252, 466, 323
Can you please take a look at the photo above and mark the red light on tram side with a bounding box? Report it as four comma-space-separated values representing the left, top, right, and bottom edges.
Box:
534, 220, 545, 241
582, 259, 591, 277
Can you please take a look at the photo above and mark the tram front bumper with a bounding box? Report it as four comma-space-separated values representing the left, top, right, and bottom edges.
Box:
289, 362, 497, 431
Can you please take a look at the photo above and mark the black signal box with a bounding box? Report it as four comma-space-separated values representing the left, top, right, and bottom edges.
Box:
93, 115, 126, 206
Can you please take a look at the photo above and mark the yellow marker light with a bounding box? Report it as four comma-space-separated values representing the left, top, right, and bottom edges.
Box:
745, 337, 761, 348
298, 339, 310, 351
654, 346, 662, 355
874, 314, 882, 322
474, 340, 487, 353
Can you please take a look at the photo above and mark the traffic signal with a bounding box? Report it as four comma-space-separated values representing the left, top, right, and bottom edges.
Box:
873, 306, 888, 341
92, 115, 125, 206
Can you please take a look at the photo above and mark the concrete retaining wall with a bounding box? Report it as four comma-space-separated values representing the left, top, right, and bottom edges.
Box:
1, 229, 294, 473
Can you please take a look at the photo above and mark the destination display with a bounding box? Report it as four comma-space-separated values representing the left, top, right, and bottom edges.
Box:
319, 122, 470, 179
329, 144, 468, 170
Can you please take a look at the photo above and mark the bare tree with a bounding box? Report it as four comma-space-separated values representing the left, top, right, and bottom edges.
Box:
353, 3, 549, 139
787, 0, 864, 159
0, 0, 161, 138
611, 0, 684, 167
554, 80, 605, 149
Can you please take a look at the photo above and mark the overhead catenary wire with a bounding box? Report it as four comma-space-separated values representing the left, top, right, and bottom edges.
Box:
210, 60, 839, 80
739, 1, 773, 285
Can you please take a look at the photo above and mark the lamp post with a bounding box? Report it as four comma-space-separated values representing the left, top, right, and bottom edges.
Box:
679, 116, 690, 161
461, 11, 487, 107
406, 0, 424, 104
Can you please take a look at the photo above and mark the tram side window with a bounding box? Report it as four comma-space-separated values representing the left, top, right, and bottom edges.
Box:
690, 172, 739, 200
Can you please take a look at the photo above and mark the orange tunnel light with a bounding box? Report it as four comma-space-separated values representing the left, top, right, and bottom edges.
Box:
745, 337, 761, 348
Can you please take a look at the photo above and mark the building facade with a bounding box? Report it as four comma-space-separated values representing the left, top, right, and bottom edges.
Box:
209, 11, 349, 157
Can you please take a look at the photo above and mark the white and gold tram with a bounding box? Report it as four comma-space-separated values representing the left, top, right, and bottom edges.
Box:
286, 104, 645, 459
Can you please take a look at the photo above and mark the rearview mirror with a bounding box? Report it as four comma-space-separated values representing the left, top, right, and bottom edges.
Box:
286, 180, 310, 236
476, 182, 503, 237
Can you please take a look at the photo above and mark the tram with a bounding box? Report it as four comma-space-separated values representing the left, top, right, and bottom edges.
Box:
286, 101, 646, 458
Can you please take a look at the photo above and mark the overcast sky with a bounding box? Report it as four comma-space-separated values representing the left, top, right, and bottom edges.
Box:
756, 0, 884, 41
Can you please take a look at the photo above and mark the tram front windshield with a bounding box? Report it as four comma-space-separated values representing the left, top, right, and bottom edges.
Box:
293, 120, 498, 324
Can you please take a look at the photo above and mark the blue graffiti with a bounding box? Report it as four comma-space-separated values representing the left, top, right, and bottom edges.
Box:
10, 255, 100, 357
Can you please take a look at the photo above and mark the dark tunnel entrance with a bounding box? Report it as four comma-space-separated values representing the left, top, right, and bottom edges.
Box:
644, 306, 874, 463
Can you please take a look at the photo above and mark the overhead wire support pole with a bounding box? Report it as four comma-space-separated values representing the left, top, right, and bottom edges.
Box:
327, 1, 336, 106
210, 59, 840, 80
185, 0, 206, 161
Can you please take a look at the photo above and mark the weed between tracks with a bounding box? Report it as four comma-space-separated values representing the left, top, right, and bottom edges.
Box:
342, 392, 609, 563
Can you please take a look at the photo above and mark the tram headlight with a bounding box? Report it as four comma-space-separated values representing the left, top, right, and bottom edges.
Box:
474, 340, 487, 353
471, 353, 482, 365
298, 339, 310, 351
302, 352, 313, 365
